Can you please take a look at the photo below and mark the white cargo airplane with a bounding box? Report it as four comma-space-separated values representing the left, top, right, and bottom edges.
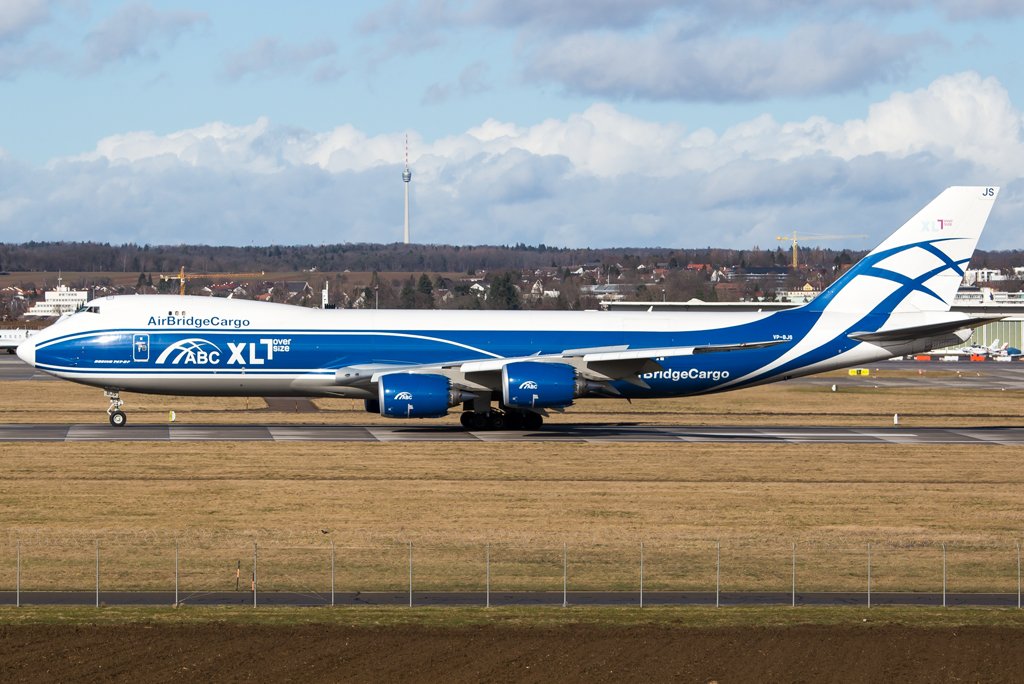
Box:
17, 186, 1002, 429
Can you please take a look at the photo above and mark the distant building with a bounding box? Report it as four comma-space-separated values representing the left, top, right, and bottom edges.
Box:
714, 282, 744, 301
776, 283, 820, 304
283, 281, 313, 301
726, 267, 789, 284
23, 279, 89, 318
580, 284, 626, 302
965, 268, 1007, 286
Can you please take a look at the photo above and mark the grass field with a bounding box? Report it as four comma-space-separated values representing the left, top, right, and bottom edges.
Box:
2, 439, 1023, 593
1, 376, 1022, 600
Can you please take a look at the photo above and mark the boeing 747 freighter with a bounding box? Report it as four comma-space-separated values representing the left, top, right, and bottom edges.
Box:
16, 186, 1001, 429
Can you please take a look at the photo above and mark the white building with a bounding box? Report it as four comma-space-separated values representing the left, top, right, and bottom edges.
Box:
964, 268, 1007, 285
24, 280, 89, 318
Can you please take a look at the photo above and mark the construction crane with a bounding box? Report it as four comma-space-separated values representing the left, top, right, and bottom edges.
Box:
775, 232, 866, 270
162, 266, 266, 296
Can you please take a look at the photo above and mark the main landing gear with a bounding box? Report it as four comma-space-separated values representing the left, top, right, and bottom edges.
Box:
460, 409, 543, 431
105, 390, 127, 427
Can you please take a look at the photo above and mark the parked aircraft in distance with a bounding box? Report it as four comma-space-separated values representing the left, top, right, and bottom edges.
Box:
0, 329, 35, 354
17, 186, 1001, 429
961, 339, 1022, 359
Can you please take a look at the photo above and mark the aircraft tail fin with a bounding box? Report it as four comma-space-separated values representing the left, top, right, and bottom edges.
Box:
803, 186, 998, 315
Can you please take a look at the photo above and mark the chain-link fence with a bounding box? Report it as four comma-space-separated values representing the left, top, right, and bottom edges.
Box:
0, 538, 1021, 607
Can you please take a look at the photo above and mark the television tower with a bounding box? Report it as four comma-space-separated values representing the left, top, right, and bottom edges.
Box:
402, 134, 412, 244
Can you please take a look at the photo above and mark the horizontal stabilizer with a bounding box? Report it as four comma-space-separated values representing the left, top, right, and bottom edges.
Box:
848, 316, 1004, 344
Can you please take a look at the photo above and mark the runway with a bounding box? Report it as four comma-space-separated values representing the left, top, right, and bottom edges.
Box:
2, 355, 1021, 443
1, 422, 1022, 443
0, 590, 1018, 608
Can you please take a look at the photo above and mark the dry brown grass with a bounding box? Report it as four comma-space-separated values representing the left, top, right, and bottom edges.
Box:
1, 439, 1023, 593
1, 376, 1022, 593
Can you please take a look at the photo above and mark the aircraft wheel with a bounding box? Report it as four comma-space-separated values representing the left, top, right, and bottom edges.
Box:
463, 412, 488, 431
522, 412, 543, 430
503, 412, 524, 430
109, 410, 127, 427
486, 412, 506, 430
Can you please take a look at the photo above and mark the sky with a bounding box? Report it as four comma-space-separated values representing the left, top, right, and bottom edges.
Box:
2, 1, 1024, 251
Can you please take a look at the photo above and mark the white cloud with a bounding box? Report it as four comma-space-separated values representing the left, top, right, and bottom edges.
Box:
422, 61, 491, 105
6, 72, 1022, 249
222, 36, 340, 82
82, 2, 206, 71
366, 0, 1024, 35
526, 23, 928, 101
360, 1, 1022, 100
0, 0, 51, 41
70, 118, 280, 172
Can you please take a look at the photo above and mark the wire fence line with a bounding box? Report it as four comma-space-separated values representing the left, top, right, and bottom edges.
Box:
0, 539, 1022, 608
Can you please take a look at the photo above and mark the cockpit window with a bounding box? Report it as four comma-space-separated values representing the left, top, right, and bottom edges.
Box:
82, 305, 100, 314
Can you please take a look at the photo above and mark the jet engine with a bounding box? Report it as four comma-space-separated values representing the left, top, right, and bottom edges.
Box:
377, 373, 466, 418
501, 361, 584, 409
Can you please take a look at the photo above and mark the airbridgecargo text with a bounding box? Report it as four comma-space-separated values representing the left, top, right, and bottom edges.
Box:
642, 369, 730, 382
147, 315, 250, 328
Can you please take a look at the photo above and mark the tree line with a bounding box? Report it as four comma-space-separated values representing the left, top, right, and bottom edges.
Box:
0, 240, 875, 274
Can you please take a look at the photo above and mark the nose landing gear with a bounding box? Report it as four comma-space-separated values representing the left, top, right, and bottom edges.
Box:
105, 390, 127, 427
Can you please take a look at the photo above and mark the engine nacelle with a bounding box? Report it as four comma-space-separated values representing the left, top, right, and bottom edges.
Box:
502, 361, 582, 409
378, 373, 461, 418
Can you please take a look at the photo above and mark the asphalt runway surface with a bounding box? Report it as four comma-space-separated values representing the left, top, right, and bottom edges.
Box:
1, 422, 1023, 443
0, 590, 1020, 608
2, 356, 1022, 443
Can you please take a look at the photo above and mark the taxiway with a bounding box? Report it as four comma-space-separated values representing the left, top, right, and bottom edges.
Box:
0, 423, 1021, 443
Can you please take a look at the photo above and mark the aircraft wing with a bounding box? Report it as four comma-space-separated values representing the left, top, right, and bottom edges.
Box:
334, 339, 788, 393
848, 316, 1004, 344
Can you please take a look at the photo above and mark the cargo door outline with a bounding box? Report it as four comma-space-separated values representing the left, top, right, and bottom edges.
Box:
133, 334, 150, 362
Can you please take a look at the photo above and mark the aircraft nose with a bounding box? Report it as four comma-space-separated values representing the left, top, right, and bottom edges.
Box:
16, 338, 35, 367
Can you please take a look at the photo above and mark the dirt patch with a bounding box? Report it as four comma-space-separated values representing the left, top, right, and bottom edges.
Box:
0, 622, 1020, 682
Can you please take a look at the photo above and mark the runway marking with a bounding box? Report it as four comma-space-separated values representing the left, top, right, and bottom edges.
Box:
168, 426, 273, 441
267, 426, 375, 441
366, 427, 478, 442
0, 424, 1022, 444
67, 425, 169, 441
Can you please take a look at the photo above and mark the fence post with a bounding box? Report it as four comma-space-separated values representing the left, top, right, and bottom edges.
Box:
942, 542, 947, 608
867, 543, 872, 608
330, 540, 335, 607
408, 542, 413, 608
640, 541, 644, 608
716, 540, 721, 608
791, 543, 796, 608
253, 541, 258, 608
16, 539, 20, 608
95, 540, 100, 608
562, 543, 568, 608
485, 543, 490, 609
174, 540, 179, 606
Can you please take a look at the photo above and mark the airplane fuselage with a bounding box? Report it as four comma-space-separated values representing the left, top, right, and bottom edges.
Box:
19, 294, 961, 400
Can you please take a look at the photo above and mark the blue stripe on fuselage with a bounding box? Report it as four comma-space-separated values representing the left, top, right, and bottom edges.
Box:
33, 307, 829, 397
